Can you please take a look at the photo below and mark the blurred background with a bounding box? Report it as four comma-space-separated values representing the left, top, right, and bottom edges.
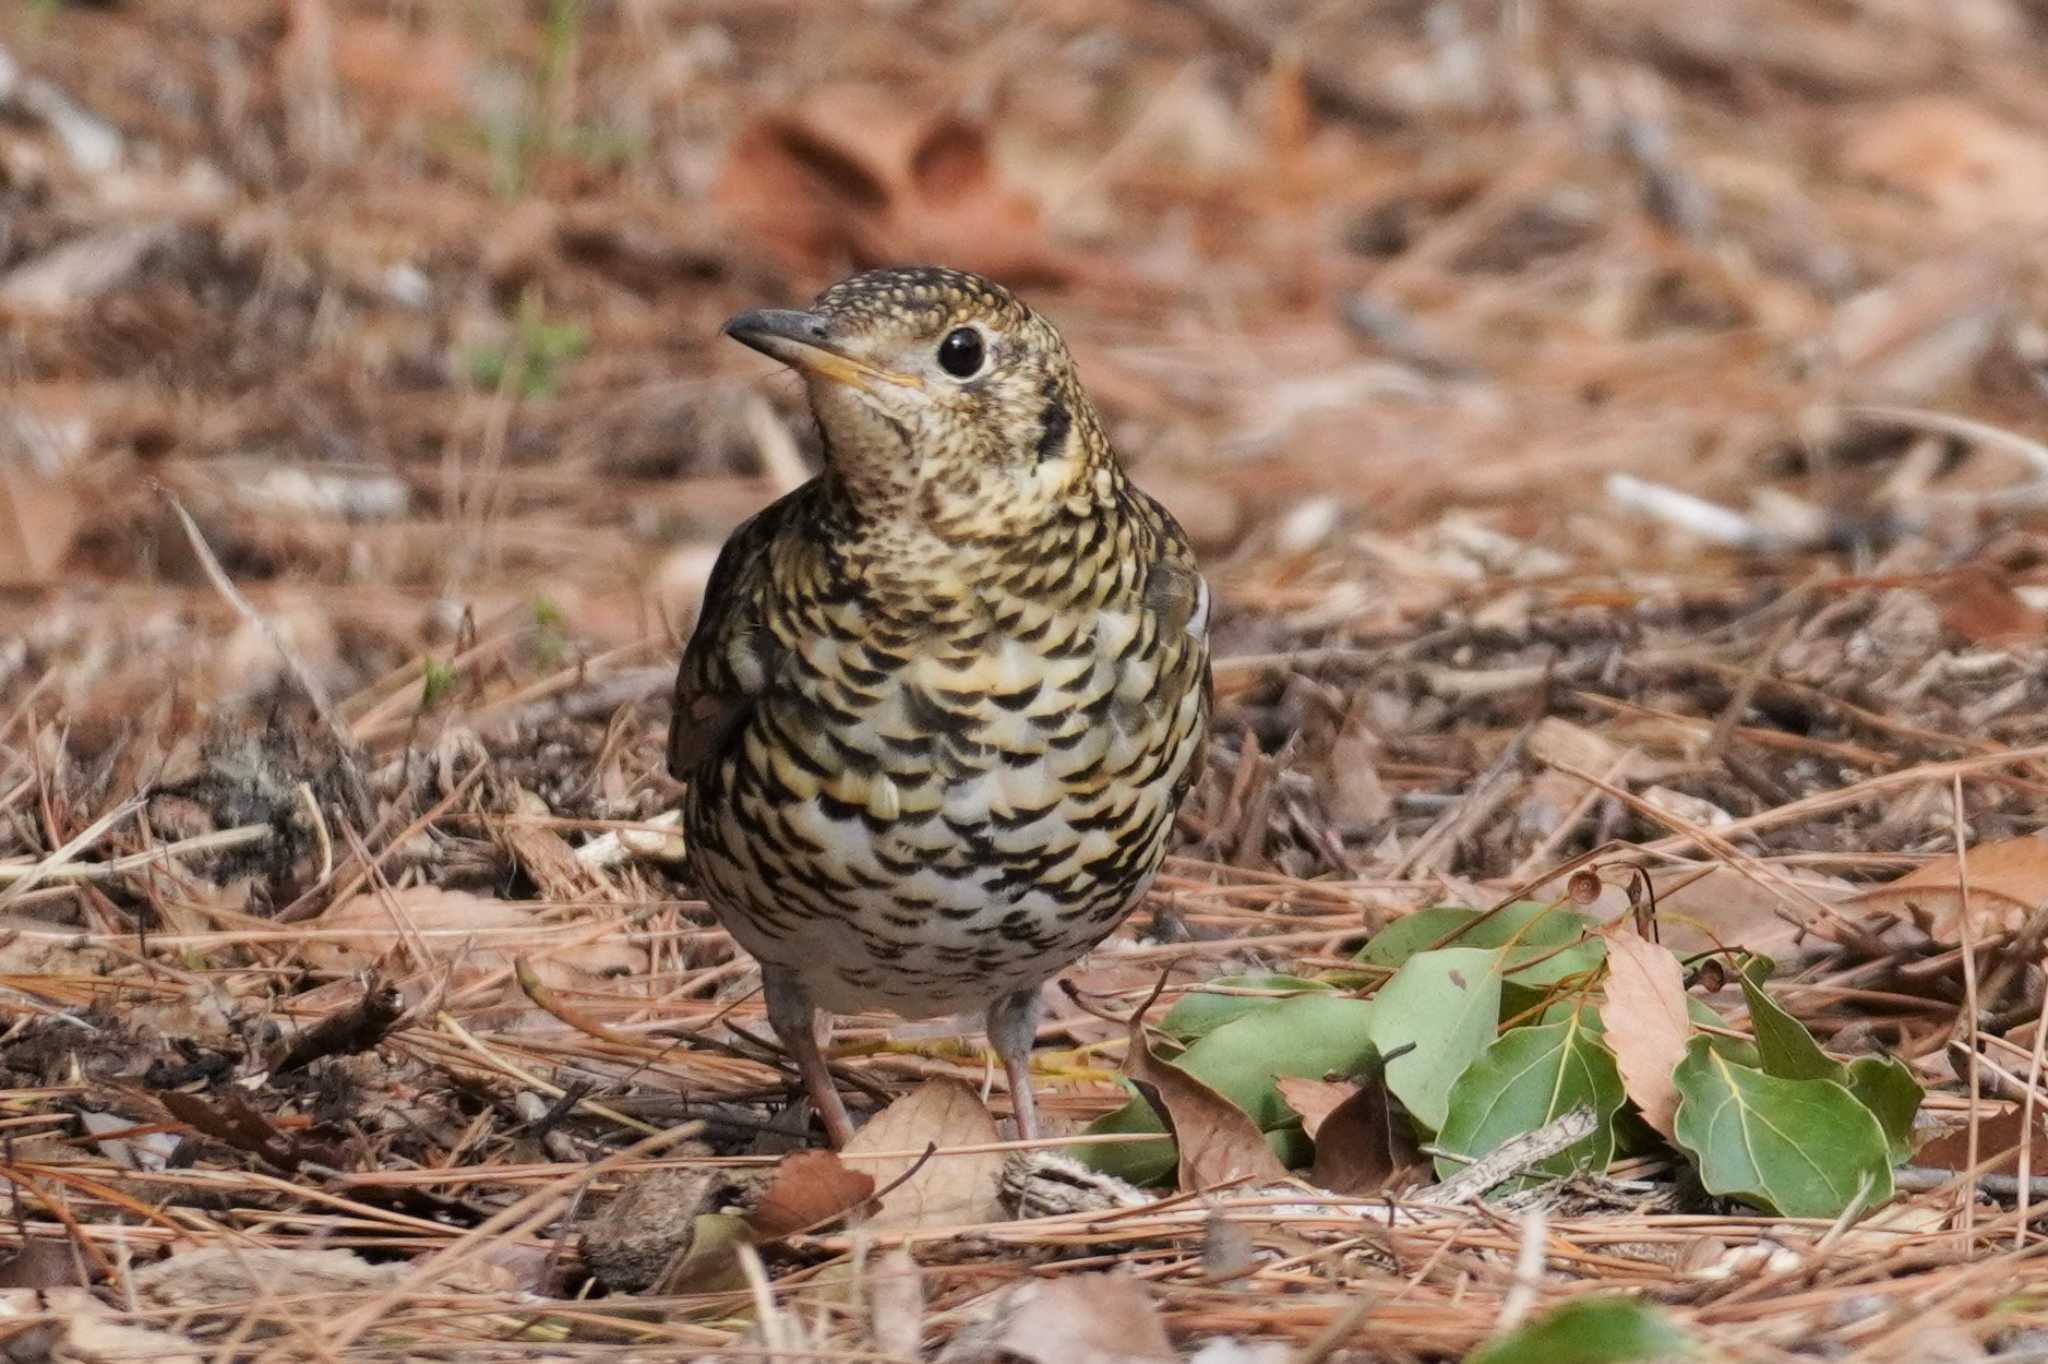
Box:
4, 0, 2048, 928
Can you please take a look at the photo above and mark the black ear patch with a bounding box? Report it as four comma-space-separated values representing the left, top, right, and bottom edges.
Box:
1035, 395, 1072, 463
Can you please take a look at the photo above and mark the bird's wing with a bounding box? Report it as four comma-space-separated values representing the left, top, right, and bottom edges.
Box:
667, 490, 805, 780
1133, 492, 1215, 766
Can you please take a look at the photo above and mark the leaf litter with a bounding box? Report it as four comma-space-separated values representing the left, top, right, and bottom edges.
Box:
6, 0, 2048, 1359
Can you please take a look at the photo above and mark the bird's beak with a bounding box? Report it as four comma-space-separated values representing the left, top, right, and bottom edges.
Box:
722, 308, 923, 394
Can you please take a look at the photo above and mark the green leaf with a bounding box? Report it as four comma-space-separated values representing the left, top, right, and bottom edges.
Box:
1846, 1055, 1925, 1162
1467, 1298, 1691, 1364
1537, 1001, 1604, 1031
1180, 995, 1380, 1129
1359, 902, 1604, 989
1701, 1031, 1761, 1071
1740, 972, 1836, 1081
1740, 972, 1924, 1160
1159, 975, 1333, 1042
1434, 1016, 1626, 1188
1672, 1036, 1893, 1217
1076, 995, 1376, 1184
1368, 947, 1503, 1132
1357, 906, 1482, 969
1073, 1082, 1178, 1185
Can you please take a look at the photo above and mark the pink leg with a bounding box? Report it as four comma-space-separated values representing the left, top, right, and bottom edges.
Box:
987, 987, 1044, 1141
764, 967, 854, 1147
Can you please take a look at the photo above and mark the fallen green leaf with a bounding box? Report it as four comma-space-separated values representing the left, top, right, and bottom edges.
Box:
1741, 971, 1923, 1161
1739, 972, 1836, 1080
1466, 1297, 1691, 1364
1159, 974, 1333, 1042
1435, 1015, 1626, 1188
1076, 994, 1377, 1184
1368, 947, 1504, 1132
1672, 1036, 1893, 1217
1846, 1054, 1925, 1163
1359, 902, 1605, 988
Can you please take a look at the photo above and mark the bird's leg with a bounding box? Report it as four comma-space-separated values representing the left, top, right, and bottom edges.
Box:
762, 966, 855, 1147
986, 986, 1045, 1141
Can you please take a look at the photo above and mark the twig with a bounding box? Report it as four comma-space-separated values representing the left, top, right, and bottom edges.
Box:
1954, 775, 1982, 1243
1422, 1107, 1596, 1207
0, 822, 269, 886
0, 796, 143, 909
1496, 1206, 1548, 1331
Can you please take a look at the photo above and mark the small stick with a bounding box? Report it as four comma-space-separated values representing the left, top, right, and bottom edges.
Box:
1422, 1107, 1596, 1207
0, 822, 269, 885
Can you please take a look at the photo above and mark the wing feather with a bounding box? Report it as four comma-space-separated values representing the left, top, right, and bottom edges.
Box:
667, 488, 810, 779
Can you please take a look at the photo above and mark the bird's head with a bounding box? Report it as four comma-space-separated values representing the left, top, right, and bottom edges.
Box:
723, 266, 1112, 540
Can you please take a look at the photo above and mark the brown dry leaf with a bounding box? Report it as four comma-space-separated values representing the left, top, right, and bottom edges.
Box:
1273, 1076, 1357, 1140
1848, 835, 2048, 942
942, 1273, 1174, 1364
843, 1077, 1004, 1230
1929, 567, 2046, 647
1653, 866, 1813, 960
1916, 1103, 2048, 1175
1125, 1012, 1289, 1193
746, 1149, 876, 1239
715, 85, 1070, 284
1304, 1065, 1426, 1196
1599, 929, 1691, 1141
303, 886, 645, 999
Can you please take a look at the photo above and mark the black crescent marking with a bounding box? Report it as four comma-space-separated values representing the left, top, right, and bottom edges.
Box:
1035, 396, 1072, 463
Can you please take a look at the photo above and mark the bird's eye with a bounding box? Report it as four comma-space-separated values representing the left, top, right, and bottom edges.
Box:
936, 326, 985, 378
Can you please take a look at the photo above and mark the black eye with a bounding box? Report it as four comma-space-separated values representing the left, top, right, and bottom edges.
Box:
937, 326, 985, 378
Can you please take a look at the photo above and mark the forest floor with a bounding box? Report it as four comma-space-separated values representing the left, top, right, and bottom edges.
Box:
6, 1, 2048, 1360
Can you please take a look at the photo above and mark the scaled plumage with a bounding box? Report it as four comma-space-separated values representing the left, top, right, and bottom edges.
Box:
671, 266, 1211, 1145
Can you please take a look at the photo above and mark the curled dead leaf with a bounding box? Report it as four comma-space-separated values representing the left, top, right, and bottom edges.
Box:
746, 1149, 876, 1239
1599, 929, 1690, 1141
1849, 834, 2048, 943
842, 1078, 1004, 1229
715, 85, 1071, 284
1124, 1006, 1289, 1193
1272, 1076, 1357, 1140
1300, 1054, 1426, 1196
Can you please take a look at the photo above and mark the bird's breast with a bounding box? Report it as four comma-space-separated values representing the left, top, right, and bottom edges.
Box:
687, 581, 1203, 1014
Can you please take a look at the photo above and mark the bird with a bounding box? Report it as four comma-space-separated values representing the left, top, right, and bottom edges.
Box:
670, 265, 1212, 1147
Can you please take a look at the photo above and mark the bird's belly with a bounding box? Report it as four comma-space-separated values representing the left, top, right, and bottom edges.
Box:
689, 741, 1194, 1015
684, 598, 1205, 1018
692, 757, 1169, 1017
